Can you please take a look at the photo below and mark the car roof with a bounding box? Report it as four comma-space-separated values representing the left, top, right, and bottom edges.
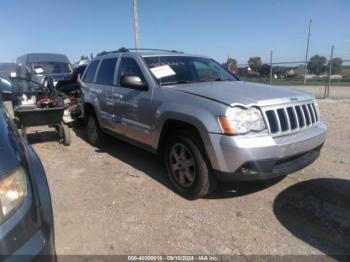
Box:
92, 51, 210, 61
139, 52, 209, 58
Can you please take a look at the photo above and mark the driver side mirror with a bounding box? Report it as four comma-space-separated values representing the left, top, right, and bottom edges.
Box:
120, 76, 148, 90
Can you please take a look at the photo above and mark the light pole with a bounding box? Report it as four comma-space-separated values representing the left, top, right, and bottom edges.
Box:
303, 19, 312, 85
133, 0, 140, 50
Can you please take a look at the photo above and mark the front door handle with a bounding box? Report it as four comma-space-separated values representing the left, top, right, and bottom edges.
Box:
113, 94, 123, 99
90, 88, 102, 94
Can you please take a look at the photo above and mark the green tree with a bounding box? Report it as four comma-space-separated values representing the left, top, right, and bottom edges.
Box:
259, 64, 271, 77
307, 55, 327, 75
248, 57, 262, 72
327, 57, 343, 74
223, 57, 237, 73
80, 55, 89, 60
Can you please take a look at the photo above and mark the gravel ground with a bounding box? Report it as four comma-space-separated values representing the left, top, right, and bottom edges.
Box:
25, 100, 350, 256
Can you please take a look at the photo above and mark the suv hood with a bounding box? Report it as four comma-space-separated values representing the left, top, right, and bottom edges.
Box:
168, 81, 314, 107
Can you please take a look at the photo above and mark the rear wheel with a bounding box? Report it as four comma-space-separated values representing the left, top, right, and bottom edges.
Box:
87, 115, 105, 147
164, 131, 217, 199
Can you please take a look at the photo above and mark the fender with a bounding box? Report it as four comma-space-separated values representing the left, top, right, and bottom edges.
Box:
81, 84, 103, 125
152, 102, 225, 169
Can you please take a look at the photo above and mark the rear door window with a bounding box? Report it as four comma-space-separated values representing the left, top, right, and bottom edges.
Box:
96, 58, 118, 85
83, 60, 99, 83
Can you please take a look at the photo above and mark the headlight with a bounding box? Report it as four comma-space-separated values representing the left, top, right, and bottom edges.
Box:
218, 107, 266, 134
0, 166, 27, 224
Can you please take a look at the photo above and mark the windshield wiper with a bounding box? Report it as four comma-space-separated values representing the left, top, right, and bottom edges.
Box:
161, 80, 197, 86
196, 78, 227, 82
161, 78, 230, 86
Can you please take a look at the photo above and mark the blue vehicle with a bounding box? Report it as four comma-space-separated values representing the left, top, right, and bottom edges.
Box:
0, 79, 56, 260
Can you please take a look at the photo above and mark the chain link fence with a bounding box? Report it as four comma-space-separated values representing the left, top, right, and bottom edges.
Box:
233, 59, 350, 99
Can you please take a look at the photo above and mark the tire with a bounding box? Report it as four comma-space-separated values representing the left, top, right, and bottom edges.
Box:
86, 115, 105, 147
164, 131, 217, 199
62, 124, 71, 146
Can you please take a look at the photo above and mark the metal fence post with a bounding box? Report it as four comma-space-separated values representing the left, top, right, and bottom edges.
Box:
324, 45, 334, 99
270, 50, 273, 85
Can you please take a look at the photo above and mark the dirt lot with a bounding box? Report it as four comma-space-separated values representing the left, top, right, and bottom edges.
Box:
284, 85, 350, 99
25, 100, 350, 256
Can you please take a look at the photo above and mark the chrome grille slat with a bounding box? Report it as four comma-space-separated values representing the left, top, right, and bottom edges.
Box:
304, 104, 312, 126
292, 106, 300, 129
283, 108, 291, 131
299, 105, 307, 128
264, 101, 319, 136
274, 109, 281, 133
308, 104, 316, 123
312, 104, 319, 121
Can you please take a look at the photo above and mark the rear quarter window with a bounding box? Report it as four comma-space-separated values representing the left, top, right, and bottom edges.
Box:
83, 60, 99, 83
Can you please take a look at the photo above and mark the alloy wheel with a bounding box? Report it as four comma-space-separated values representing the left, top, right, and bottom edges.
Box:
169, 143, 196, 188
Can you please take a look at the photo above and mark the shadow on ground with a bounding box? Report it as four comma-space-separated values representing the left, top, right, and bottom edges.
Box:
72, 126, 279, 200
205, 176, 285, 199
273, 178, 350, 258
27, 129, 60, 144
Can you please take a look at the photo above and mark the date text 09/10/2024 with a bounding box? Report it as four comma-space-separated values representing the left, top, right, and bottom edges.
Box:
127, 255, 219, 261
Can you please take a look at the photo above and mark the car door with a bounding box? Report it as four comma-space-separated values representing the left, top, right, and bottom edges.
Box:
93, 57, 119, 130
82, 60, 106, 126
112, 55, 154, 145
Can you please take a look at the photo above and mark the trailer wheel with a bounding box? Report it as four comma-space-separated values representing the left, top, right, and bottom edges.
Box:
61, 123, 71, 146
20, 127, 27, 142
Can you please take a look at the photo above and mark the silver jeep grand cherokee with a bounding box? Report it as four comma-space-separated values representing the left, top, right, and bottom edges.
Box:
81, 48, 327, 198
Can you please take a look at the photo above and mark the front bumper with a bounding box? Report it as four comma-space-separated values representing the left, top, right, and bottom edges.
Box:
207, 119, 327, 180
5, 229, 56, 262
0, 195, 55, 261
0, 145, 56, 260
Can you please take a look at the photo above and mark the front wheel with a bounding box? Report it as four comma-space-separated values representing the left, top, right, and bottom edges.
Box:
164, 133, 216, 199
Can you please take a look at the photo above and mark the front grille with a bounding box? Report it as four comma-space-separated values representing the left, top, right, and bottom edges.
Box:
263, 101, 319, 135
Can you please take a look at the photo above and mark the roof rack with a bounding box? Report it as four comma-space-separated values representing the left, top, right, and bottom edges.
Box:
97, 48, 182, 56
120, 48, 182, 53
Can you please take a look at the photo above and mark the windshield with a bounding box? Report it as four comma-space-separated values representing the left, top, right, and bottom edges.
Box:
32, 62, 72, 74
10, 78, 42, 92
144, 56, 237, 85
